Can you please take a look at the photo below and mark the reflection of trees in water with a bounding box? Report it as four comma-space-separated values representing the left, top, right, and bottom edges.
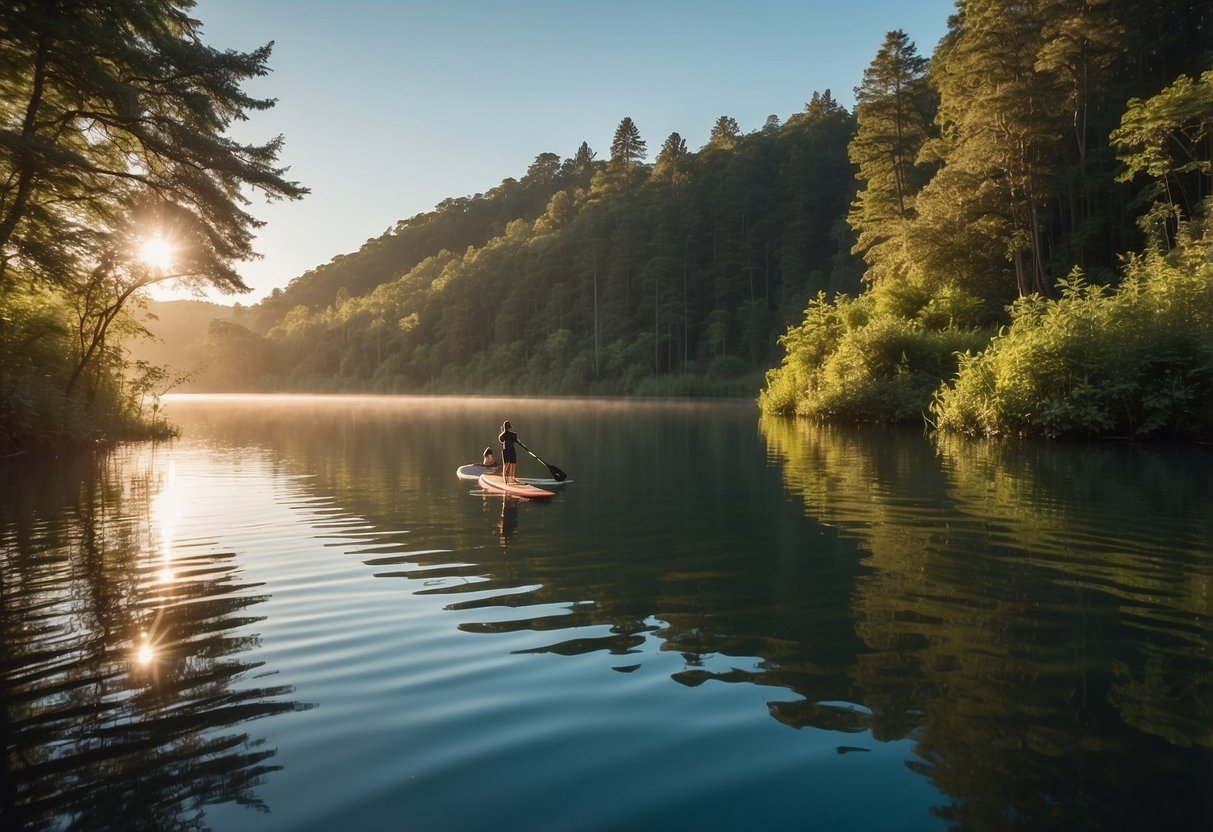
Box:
0, 450, 308, 831
147, 401, 1211, 827
234, 401, 871, 717
759, 416, 1213, 829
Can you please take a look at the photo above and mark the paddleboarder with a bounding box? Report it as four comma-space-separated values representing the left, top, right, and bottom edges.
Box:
481, 446, 496, 468
499, 420, 519, 483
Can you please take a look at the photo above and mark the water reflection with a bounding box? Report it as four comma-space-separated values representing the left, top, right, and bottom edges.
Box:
0, 447, 308, 830
140, 396, 1212, 830
496, 495, 518, 546
759, 416, 1213, 829
180, 399, 871, 721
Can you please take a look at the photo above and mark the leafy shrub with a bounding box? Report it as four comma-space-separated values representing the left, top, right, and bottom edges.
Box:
931, 229, 1213, 439
760, 287, 990, 422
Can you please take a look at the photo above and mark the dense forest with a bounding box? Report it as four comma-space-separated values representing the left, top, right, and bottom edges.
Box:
169, 96, 859, 398
761, 0, 1213, 439
2, 0, 1211, 454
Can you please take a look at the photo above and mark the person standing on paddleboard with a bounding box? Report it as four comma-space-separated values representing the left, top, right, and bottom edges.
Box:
499, 421, 519, 483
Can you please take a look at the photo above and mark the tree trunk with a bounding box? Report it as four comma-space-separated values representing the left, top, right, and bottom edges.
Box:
1014, 250, 1029, 298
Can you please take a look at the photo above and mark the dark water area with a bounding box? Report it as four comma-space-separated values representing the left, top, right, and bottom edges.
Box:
1, 395, 1209, 831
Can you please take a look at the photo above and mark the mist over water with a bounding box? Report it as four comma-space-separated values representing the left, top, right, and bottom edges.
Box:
3, 395, 1209, 831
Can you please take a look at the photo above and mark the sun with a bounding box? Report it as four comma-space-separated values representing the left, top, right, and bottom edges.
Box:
138, 236, 174, 272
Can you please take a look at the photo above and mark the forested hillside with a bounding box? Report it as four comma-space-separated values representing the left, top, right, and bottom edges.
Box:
124, 299, 255, 390
761, 0, 1212, 439
205, 98, 859, 395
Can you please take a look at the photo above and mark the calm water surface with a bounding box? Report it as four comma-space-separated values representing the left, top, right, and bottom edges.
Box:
2, 395, 1210, 831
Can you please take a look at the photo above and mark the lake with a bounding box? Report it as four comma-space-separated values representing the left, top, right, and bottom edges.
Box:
2, 394, 1210, 831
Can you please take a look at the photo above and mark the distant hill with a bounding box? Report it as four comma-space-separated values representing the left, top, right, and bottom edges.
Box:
248, 157, 586, 332
215, 100, 861, 396
126, 299, 251, 389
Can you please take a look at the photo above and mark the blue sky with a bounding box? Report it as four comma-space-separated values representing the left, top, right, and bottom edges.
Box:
175, 0, 956, 302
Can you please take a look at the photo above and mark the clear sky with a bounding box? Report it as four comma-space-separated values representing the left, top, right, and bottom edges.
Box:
169, 0, 956, 303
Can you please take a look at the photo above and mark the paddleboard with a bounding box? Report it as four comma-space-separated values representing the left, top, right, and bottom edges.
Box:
478, 473, 555, 500
458, 464, 567, 486
457, 463, 498, 481
515, 477, 568, 487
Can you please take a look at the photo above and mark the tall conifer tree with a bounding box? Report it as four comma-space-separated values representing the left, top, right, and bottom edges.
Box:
654, 133, 690, 182
568, 142, 597, 177
610, 117, 647, 166
914, 0, 1070, 297
847, 30, 934, 283
708, 116, 741, 150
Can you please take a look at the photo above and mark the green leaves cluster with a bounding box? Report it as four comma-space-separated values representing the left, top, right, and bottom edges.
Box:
759, 283, 991, 421
0, 0, 305, 293
0, 282, 161, 452
932, 225, 1213, 438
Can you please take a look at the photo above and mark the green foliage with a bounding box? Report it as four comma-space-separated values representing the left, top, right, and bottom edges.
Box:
0, 1, 306, 292
0, 286, 77, 452
0, 0, 302, 452
654, 133, 691, 183
931, 227, 1213, 439
1111, 69, 1213, 243
757, 3, 1212, 440
0, 283, 178, 453
911, 2, 1213, 441
848, 29, 934, 283
610, 117, 648, 166
254, 166, 565, 326
759, 285, 992, 422
1113, 70, 1213, 184
914, 0, 1074, 298
708, 116, 741, 150
201, 319, 279, 390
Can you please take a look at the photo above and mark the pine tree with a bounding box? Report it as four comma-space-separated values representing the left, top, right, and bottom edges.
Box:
610, 117, 647, 166
847, 30, 934, 283
708, 116, 741, 150
804, 89, 845, 121
568, 142, 597, 176
1035, 0, 1124, 269
524, 153, 562, 185
1035, 0, 1123, 169
914, 0, 1070, 297
654, 133, 690, 182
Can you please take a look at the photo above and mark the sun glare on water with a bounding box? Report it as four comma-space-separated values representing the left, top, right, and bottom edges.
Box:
139, 236, 174, 272
137, 633, 155, 665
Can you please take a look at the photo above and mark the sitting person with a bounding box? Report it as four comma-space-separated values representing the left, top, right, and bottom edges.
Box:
481, 446, 497, 468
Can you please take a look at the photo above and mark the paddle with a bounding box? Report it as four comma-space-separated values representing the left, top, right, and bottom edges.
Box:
516, 440, 567, 482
